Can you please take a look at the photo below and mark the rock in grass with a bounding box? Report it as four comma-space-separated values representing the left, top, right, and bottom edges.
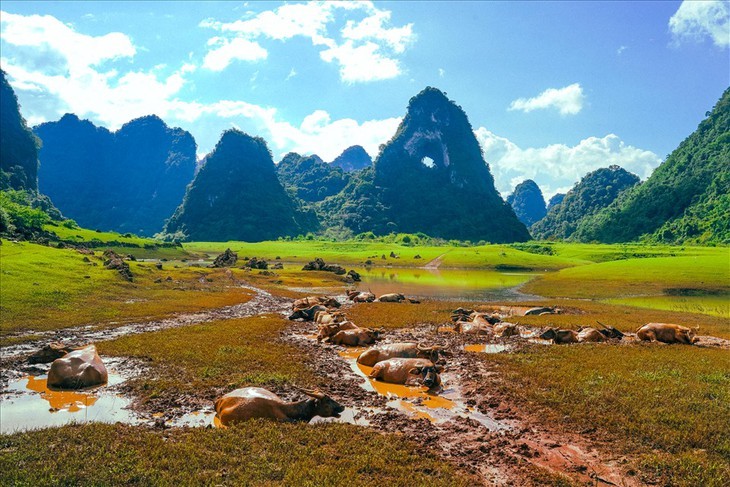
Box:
28, 342, 77, 364
103, 249, 133, 281
212, 248, 238, 267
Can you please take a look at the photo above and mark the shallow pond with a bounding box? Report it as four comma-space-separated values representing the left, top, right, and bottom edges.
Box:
354, 267, 541, 301
1, 363, 139, 434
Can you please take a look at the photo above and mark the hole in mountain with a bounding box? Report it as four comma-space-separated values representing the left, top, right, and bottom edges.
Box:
421, 156, 435, 168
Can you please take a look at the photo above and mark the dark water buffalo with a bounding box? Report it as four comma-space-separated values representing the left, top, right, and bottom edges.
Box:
369, 358, 443, 389
471, 312, 501, 326
47, 345, 108, 389
214, 387, 344, 425
293, 296, 340, 310
357, 343, 444, 366
636, 323, 699, 344
525, 307, 559, 316
28, 342, 78, 364
330, 328, 380, 346
378, 293, 406, 303
493, 322, 520, 338
288, 304, 327, 321
539, 327, 579, 344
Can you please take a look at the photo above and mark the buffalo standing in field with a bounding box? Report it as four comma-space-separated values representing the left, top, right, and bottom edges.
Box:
47, 345, 108, 389
636, 323, 699, 345
214, 387, 344, 425
357, 343, 444, 367
369, 358, 443, 389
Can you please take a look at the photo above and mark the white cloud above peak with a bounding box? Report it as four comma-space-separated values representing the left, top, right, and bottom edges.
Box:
508, 83, 585, 115
200, 1, 415, 82
669, 0, 730, 48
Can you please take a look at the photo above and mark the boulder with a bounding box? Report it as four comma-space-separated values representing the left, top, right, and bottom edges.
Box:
28, 342, 77, 364
212, 248, 238, 267
103, 249, 133, 281
347, 269, 361, 282
47, 345, 108, 389
244, 257, 268, 269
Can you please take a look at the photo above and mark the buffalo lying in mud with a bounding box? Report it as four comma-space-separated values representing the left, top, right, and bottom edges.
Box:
293, 296, 340, 310
347, 290, 376, 302
314, 310, 346, 325
330, 327, 381, 346
317, 321, 359, 341
453, 321, 492, 335
636, 323, 699, 344
576, 327, 607, 343
369, 358, 443, 389
47, 345, 108, 389
214, 387, 344, 425
289, 304, 327, 321
378, 293, 407, 303
538, 327, 579, 344
357, 343, 445, 367
524, 307, 561, 316
471, 312, 502, 326
493, 322, 521, 338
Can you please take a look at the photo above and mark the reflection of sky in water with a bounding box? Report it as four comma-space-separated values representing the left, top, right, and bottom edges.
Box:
354, 267, 540, 301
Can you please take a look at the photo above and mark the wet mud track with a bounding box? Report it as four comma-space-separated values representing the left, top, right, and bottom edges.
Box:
284, 319, 642, 486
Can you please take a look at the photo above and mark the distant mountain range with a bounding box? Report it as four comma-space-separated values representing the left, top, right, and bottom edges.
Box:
2, 71, 727, 244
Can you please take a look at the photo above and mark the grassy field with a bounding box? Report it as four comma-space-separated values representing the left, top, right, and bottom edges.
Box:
0, 240, 253, 337
487, 344, 730, 487
0, 422, 472, 486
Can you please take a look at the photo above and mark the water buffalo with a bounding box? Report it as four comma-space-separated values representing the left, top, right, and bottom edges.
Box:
314, 311, 346, 325
214, 387, 344, 425
330, 328, 380, 346
577, 327, 607, 343
28, 342, 78, 364
453, 321, 492, 335
471, 312, 502, 326
347, 290, 376, 302
369, 358, 443, 389
378, 293, 406, 303
293, 296, 340, 310
47, 345, 108, 389
538, 327, 579, 344
493, 322, 520, 338
525, 307, 559, 316
636, 323, 699, 345
357, 343, 444, 366
317, 321, 359, 341
288, 304, 327, 321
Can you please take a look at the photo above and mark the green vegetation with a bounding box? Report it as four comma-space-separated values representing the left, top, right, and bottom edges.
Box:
608, 294, 730, 319
506, 179, 546, 226
277, 152, 349, 202
577, 87, 730, 245
0, 423, 471, 486
489, 345, 730, 487
162, 129, 315, 242
531, 165, 640, 240
0, 69, 39, 191
0, 240, 253, 338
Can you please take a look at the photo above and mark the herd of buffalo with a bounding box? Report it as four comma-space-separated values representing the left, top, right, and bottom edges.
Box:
26, 287, 704, 426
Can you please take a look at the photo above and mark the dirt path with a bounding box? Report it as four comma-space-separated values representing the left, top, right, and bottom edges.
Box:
0, 284, 291, 362
423, 252, 449, 269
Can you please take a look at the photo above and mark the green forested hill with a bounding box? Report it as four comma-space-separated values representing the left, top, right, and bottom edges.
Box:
576, 88, 730, 244
531, 166, 639, 240
0, 70, 39, 191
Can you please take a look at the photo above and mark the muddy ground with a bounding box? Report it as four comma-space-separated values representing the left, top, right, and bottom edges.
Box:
3, 282, 728, 486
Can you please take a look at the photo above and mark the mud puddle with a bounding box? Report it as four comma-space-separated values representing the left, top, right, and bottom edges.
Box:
1, 357, 143, 433
464, 343, 511, 354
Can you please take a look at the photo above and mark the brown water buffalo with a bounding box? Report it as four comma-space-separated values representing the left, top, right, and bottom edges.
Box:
493, 322, 520, 338
357, 343, 444, 366
214, 387, 344, 425
314, 311, 346, 325
577, 327, 607, 343
378, 293, 406, 303
330, 328, 380, 346
369, 358, 443, 389
47, 345, 108, 389
453, 321, 492, 335
539, 327, 579, 344
471, 312, 501, 326
636, 323, 699, 344
316, 321, 359, 341
288, 304, 327, 321
293, 296, 340, 310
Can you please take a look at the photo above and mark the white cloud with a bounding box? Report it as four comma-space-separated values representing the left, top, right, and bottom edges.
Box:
475, 127, 661, 198
617, 45, 628, 55
285, 67, 297, 80
200, 1, 414, 82
438, 68, 445, 77
508, 83, 585, 116
202, 37, 267, 71
669, 0, 730, 48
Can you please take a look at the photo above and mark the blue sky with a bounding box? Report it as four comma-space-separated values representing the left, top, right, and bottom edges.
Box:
1, 1, 728, 197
